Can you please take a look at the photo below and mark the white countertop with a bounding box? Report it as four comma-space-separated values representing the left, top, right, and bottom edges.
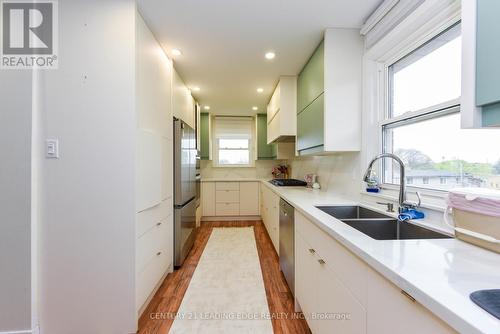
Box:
201, 178, 266, 182
260, 181, 500, 334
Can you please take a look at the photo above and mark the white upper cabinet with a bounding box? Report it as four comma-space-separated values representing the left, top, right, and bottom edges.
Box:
173, 68, 196, 129
267, 76, 297, 144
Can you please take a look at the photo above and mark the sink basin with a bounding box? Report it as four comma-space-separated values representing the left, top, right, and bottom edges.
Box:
315, 205, 452, 240
342, 219, 452, 240
316, 205, 392, 220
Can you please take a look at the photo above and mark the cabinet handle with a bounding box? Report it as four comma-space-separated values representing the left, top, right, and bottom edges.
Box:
318, 259, 326, 265
308, 248, 316, 254
401, 290, 415, 302
156, 251, 162, 256
156, 222, 162, 226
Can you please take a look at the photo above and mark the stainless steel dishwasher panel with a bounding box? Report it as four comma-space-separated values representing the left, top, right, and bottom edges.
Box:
279, 199, 295, 295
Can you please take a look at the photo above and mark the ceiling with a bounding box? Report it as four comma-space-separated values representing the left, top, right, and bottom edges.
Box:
138, 0, 382, 115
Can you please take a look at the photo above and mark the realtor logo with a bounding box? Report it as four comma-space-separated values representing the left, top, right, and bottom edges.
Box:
1, 0, 58, 69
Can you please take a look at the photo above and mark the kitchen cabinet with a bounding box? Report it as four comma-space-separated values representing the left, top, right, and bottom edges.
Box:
200, 112, 211, 160
296, 29, 362, 155
173, 68, 196, 129
256, 114, 275, 160
297, 41, 324, 113
366, 268, 456, 334
202, 181, 260, 218
462, 0, 500, 127
295, 214, 366, 334
240, 182, 260, 215
267, 76, 297, 143
260, 184, 280, 254
296, 94, 324, 154
295, 211, 456, 334
256, 114, 295, 160
201, 181, 215, 216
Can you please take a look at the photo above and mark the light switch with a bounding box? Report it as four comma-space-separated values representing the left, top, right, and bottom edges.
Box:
46, 139, 59, 158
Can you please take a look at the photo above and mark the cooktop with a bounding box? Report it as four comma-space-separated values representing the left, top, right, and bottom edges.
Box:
268, 179, 307, 187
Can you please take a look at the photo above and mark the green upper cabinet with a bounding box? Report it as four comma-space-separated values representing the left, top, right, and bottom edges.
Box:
462, 0, 500, 127
200, 112, 211, 160
297, 41, 324, 113
476, 0, 500, 126
256, 114, 275, 159
295, 29, 362, 155
297, 94, 324, 154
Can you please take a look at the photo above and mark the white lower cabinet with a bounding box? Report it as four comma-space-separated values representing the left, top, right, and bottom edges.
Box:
202, 181, 260, 217
295, 211, 456, 334
135, 199, 173, 312
260, 184, 280, 254
295, 232, 366, 334
366, 269, 456, 334
239, 182, 260, 215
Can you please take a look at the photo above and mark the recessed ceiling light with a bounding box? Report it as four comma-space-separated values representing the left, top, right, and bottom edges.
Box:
265, 52, 276, 60
191, 86, 201, 92
172, 49, 182, 56
252, 106, 258, 111
256, 88, 264, 93
204, 106, 211, 110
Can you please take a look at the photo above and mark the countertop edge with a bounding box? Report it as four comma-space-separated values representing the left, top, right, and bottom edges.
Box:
259, 180, 499, 334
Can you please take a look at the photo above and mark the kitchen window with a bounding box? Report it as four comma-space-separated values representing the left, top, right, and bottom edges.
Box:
213, 116, 254, 167
382, 22, 500, 191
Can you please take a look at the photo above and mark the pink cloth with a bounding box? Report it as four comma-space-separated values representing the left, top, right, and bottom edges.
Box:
447, 192, 500, 218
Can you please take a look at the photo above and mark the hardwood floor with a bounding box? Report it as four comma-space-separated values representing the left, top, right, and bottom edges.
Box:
138, 221, 311, 334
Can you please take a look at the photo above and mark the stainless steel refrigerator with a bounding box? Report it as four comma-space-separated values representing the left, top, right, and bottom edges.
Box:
173, 118, 197, 267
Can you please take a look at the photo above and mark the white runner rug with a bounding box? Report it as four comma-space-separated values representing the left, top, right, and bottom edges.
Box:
169, 227, 273, 334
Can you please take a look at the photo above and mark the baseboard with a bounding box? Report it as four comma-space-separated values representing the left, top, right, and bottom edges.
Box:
201, 216, 261, 222
0, 330, 33, 334
137, 264, 172, 317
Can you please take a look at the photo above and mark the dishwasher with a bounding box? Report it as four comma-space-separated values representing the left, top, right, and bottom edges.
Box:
279, 198, 295, 295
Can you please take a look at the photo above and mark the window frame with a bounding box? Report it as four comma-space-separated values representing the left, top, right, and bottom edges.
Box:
212, 117, 255, 168
215, 137, 253, 167
362, 8, 463, 208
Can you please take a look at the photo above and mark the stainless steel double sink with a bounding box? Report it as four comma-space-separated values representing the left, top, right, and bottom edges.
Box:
315, 205, 451, 240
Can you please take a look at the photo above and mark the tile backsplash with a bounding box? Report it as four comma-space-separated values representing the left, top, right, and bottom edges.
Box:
288, 153, 362, 198
200, 160, 285, 179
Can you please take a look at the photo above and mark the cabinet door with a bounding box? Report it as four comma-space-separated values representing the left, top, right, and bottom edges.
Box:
316, 261, 366, 334
201, 182, 215, 216
239, 182, 259, 215
366, 268, 456, 334
476, 0, 500, 126
257, 114, 275, 159
295, 233, 319, 333
200, 113, 211, 159
297, 93, 324, 154
297, 41, 324, 113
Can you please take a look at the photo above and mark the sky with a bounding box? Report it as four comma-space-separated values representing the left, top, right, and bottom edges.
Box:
391, 35, 500, 164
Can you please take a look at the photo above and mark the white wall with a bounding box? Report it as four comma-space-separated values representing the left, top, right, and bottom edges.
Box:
0, 71, 33, 332
37, 1, 137, 333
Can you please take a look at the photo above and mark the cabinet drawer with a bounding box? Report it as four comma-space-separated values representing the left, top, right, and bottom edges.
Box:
136, 217, 169, 274
215, 182, 240, 191
216, 190, 240, 203
136, 198, 172, 239
216, 202, 240, 216
136, 245, 170, 311
296, 211, 368, 306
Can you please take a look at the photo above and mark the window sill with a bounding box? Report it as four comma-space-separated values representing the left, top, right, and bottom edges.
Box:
360, 188, 447, 212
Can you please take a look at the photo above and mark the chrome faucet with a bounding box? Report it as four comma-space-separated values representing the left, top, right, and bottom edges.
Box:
363, 153, 421, 213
